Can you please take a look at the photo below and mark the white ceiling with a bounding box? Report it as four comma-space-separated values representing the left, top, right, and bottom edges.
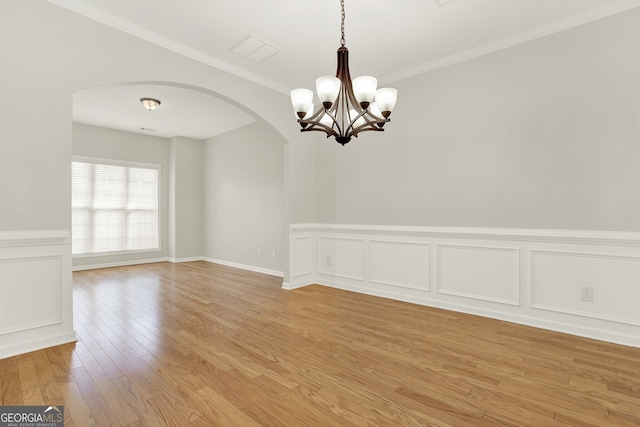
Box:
73, 84, 256, 140
55, 0, 640, 139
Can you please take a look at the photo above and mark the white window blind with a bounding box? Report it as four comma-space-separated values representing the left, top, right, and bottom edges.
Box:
72, 158, 159, 255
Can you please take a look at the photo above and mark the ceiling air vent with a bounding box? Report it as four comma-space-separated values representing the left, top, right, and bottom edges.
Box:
230, 35, 281, 63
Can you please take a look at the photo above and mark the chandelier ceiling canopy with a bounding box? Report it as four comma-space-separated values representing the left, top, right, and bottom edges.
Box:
290, 0, 398, 146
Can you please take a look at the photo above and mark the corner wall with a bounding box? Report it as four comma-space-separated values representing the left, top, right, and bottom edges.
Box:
203, 122, 285, 275
169, 136, 204, 261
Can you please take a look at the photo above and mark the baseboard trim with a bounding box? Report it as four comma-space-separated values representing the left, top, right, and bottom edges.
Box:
315, 279, 640, 348
281, 280, 315, 290
72, 255, 285, 278
203, 257, 284, 278
72, 257, 170, 271
0, 331, 77, 360
168, 256, 203, 264
289, 223, 640, 348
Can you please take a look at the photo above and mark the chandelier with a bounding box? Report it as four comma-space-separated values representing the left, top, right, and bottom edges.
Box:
290, 0, 398, 146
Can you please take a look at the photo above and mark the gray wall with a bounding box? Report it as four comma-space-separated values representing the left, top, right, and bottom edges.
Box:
0, 0, 301, 232
169, 136, 204, 260
204, 122, 285, 272
72, 123, 171, 267
4, 0, 640, 282
313, 7, 640, 232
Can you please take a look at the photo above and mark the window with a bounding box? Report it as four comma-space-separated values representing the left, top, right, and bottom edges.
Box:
72, 157, 159, 255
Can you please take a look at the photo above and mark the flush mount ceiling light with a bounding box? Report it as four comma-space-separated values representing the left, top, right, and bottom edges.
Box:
140, 97, 161, 111
290, 0, 398, 145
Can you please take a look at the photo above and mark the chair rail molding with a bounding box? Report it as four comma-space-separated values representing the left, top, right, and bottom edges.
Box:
287, 224, 640, 348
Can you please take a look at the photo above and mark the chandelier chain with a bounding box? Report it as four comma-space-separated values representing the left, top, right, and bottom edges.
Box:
340, 0, 346, 46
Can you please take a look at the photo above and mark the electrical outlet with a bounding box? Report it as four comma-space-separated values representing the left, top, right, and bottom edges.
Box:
326, 256, 332, 266
581, 286, 594, 302
257, 248, 262, 256
272, 249, 276, 258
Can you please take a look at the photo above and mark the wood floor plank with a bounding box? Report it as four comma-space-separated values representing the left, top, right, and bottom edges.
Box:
193, 385, 268, 426
31, 349, 64, 404
1, 371, 23, 406
1, 261, 640, 426
59, 379, 98, 426
111, 376, 166, 427
17, 354, 44, 405
75, 348, 139, 426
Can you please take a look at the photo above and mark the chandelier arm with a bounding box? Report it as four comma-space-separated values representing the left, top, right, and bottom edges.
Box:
361, 112, 390, 130
349, 123, 388, 138
301, 126, 338, 138
321, 109, 343, 135
302, 120, 339, 137
363, 110, 389, 123
298, 104, 344, 137
345, 109, 391, 138
344, 106, 388, 136
343, 108, 367, 137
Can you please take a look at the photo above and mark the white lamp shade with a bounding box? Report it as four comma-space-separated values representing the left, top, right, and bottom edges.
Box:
375, 88, 398, 113
368, 102, 383, 119
316, 76, 341, 105
320, 112, 334, 128
294, 104, 315, 120
352, 76, 378, 104
349, 109, 366, 129
290, 88, 314, 113
303, 104, 315, 119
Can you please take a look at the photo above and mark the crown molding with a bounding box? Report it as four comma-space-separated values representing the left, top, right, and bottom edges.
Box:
46, 0, 290, 95
380, 0, 640, 85
47, 0, 640, 92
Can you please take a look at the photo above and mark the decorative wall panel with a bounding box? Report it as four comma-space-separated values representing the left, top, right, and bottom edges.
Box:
370, 240, 430, 290
437, 244, 519, 305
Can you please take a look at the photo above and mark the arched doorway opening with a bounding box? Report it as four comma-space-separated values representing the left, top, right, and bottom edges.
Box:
71, 81, 289, 280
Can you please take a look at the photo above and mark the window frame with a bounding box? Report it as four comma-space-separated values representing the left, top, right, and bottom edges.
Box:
71, 155, 162, 258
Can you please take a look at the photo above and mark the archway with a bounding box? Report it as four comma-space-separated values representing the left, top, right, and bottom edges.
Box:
71, 81, 291, 282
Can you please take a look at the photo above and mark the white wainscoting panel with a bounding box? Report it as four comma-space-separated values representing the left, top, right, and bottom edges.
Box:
288, 224, 640, 348
0, 230, 76, 359
317, 237, 365, 281
531, 250, 640, 326
0, 256, 62, 335
437, 244, 519, 305
370, 240, 430, 290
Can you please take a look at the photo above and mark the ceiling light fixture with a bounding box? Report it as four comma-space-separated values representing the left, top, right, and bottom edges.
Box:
140, 97, 161, 111
290, 0, 398, 145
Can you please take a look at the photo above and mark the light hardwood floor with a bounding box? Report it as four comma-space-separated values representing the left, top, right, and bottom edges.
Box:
1, 261, 640, 426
